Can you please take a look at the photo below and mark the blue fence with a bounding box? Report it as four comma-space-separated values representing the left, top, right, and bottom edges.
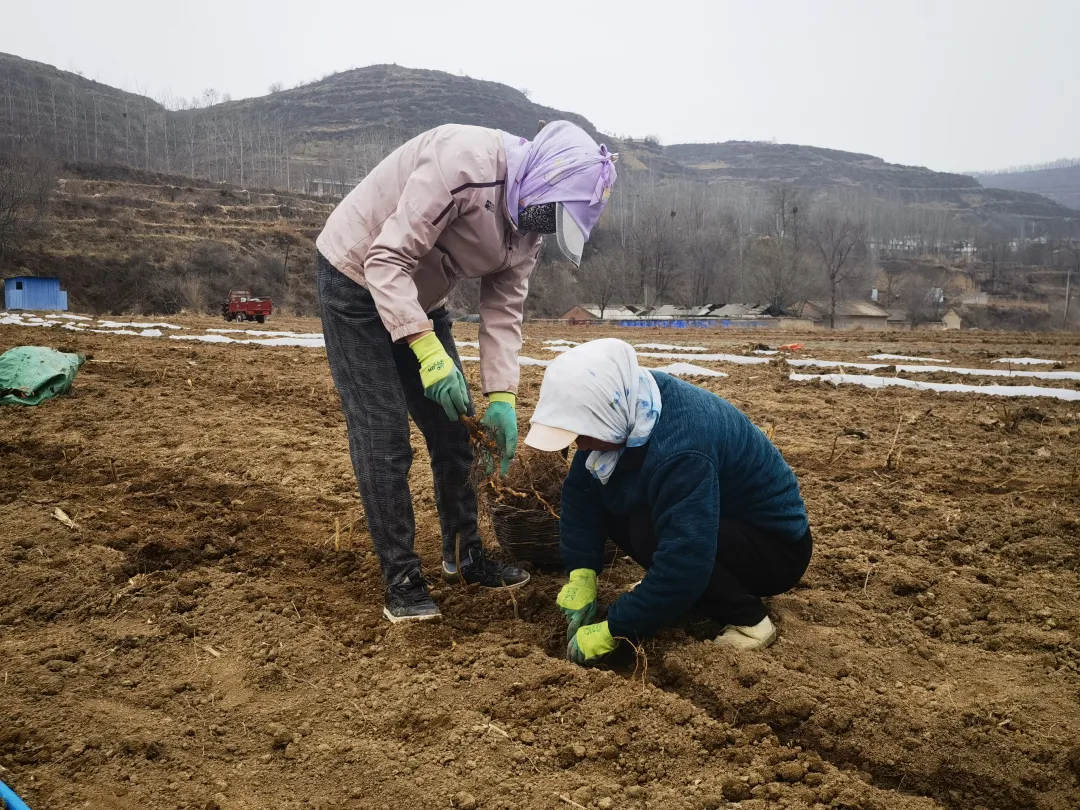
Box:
616, 319, 774, 329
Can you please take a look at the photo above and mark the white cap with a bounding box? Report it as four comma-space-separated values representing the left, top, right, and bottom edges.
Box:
555, 202, 586, 266
523, 422, 578, 452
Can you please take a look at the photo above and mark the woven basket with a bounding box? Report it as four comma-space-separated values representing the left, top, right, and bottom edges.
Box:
488, 502, 618, 570
489, 502, 563, 568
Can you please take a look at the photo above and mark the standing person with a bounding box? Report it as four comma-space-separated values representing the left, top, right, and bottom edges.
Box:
316, 122, 617, 623
522, 339, 812, 665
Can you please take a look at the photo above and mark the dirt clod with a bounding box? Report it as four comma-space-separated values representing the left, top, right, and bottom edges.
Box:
775, 761, 807, 782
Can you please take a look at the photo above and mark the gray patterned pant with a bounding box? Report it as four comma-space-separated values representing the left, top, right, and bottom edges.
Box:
316, 253, 480, 587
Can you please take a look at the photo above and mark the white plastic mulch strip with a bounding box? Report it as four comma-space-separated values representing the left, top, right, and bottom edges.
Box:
169, 334, 236, 344
56, 314, 92, 321
868, 354, 949, 363
790, 372, 1080, 401
168, 334, 324, 348
894, 364, 1080, 381
460, 355, 551, 367
543, 339, 579, 346
636, 351, 772, 365
244, 337, 325, 348
788, 359, 886, 371
97, 320, 183, 330
648, 362, 728, 378
753, 349, 779, 355
1, 315, 58, 327
633, 343, 708, 352
789, 358, 1080, 381
455, 341, 479, 348
993, 357, 1058, 365
544, 345, 572, 353
208, 328, 323, 339
82, 327, 164, 338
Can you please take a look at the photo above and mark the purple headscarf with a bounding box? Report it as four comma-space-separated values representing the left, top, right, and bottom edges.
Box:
501, 121, 617, 240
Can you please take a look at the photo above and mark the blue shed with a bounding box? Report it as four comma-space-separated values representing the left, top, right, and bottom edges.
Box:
3, 277, 69, 311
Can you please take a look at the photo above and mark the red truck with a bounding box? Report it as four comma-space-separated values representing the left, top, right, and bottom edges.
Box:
221, 290, 273, 323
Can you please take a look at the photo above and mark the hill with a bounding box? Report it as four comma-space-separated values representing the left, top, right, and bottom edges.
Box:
8, 162, 333, 315
177, 63, 600, 149
0, 51, 166, 167
973, 160, 1080, 210
3, 50, 1079, 225
0, 53, 599, 191
661, 141, 1079, 221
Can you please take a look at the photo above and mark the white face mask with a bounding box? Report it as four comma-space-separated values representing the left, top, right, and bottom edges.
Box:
555, 203, 586, 266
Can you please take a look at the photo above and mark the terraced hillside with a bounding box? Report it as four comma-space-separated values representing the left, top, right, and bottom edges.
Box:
9, 164, 333, 315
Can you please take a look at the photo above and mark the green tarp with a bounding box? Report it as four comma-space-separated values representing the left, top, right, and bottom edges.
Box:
0, 346, 86, 406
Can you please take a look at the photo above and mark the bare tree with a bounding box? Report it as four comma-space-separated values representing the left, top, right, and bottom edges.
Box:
626, 199, 681, 306
1058, 230, 1080, 328
748, 236, 810, 312
767, 184, 805, 240
977, 225, 1014, 292
0, 146, 55, 268
684, 213, 737, 304
808, 213, 868, 328
577, 249, 627, 317
896, 266, 959, 326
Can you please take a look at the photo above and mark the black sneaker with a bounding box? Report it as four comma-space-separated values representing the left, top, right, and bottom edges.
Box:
443, 547, 530, 590
383, 573, 441, 624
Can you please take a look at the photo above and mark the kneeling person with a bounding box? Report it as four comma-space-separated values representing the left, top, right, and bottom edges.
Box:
523, 339, 812, 665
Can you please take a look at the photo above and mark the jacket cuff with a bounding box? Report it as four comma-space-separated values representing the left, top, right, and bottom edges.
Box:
481, 379, 518, 396
606, 614, 641, 644
388, 319, 435, 343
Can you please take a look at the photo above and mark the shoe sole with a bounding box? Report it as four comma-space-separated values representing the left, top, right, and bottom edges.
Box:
382, 607, 442, 624
442, 566, 531, 590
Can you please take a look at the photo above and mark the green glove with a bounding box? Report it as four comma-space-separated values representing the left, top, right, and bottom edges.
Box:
556, 568, 598, 642
411, 332, 469, 421
480, 392, 518, 477
568, 620, 618, 667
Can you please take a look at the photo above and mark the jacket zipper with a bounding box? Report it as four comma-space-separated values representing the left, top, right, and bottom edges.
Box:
484, 221, 515, 277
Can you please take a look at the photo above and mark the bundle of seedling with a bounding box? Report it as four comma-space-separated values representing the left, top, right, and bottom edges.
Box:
462, 415, 569, 568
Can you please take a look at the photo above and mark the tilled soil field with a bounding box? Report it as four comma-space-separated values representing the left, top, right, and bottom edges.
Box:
2, 318, 1079, 810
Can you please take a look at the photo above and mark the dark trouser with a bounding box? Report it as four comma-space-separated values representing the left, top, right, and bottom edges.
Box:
316, 252, 480, 588
609, 509, 813, 627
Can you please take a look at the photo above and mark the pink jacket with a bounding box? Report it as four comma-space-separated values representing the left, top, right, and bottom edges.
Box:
316, 125, 542, 394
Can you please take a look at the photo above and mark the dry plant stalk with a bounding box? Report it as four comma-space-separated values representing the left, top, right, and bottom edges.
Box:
828, 432, 842, 465
885, 409, 905, 470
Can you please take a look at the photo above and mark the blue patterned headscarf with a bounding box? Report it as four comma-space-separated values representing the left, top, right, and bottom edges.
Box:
529, 339, 662, 484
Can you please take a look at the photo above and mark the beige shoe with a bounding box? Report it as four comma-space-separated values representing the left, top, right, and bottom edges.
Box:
714, 616, 777, 650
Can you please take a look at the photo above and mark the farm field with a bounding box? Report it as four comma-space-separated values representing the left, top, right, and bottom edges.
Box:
2, 317, 1079, 810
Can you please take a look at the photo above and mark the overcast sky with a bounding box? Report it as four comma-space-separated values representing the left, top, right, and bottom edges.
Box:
3, 0, 1076, 173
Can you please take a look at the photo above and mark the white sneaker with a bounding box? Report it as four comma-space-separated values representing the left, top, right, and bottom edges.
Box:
714, 616, 777, 650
